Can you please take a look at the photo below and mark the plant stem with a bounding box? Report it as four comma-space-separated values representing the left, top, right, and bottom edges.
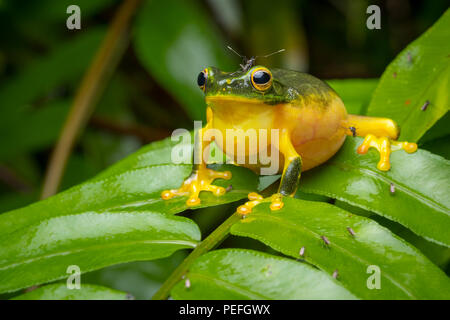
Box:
152, 211, 242, 300
40, 0, 142, 199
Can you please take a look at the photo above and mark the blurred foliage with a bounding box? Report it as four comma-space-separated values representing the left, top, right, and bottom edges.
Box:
1, 0, 447, 210
0, 0, 449, 299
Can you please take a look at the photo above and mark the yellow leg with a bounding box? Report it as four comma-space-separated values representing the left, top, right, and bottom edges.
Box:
345, 115, 417, 171
161, 111, 231, 206
237, 129, 301, 215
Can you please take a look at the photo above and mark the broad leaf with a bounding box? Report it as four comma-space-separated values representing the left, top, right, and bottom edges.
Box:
12, 283, 130, 300
0, 210, 200, 293
231, 198, 450, 299
0, 136, 263, 293
300, 137, 450, 247
171, 249, 356, 300
0, 135, 261, 235
366, 9, 450, 142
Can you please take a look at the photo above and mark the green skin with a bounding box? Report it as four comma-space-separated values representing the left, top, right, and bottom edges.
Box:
204, 65, 337, 107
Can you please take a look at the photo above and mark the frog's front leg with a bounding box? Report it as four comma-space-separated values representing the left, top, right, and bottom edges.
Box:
237, 129, 302, 215
161, 122, 231, 206
345, 115, 417, 171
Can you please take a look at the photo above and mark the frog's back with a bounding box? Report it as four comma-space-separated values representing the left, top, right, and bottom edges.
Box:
271, 68, 339, 109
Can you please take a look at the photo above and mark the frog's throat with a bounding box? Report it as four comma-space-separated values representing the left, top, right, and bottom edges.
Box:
206, 95, 268, 105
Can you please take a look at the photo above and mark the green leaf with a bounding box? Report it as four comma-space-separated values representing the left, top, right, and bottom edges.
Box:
366, 9, 450, 142
300, 137, 450, 247
12, 283, 130, 300
133, 0, 233, 120
326, 78, 378, 115
231, 198, 450, 299
0, 210, 200, 293
0, 136, 262, 293
171, 249, 357, 300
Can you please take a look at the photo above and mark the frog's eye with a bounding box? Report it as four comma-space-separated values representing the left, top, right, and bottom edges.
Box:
251, 67, 272, 91
197, 69, 208, 91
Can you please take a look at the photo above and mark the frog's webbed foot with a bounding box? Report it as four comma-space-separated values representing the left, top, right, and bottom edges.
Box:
161, 167, 231, 206
237, 192, 284, 215
356, 134, 417, 171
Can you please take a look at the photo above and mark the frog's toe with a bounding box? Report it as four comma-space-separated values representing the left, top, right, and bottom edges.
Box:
186, 195, 201, 206
357, 134, 417, 171
237, 192, 284, 215
210, 169, 232, 180
161, 189, 177, 200
393, 141, 418, 153
161, 168, 232, 206
269, 193, 284, 211
205, 184, 227, 196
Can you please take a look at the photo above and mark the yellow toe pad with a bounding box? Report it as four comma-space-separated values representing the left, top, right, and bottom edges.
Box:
237, 193, 284, 215
357, 134, 417, 171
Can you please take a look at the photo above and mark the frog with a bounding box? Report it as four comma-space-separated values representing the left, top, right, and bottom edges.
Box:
161, 63, 417, 214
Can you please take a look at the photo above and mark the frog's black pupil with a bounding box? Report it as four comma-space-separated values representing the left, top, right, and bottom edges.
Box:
253, 71, 270, 84
197, 72, 206, 87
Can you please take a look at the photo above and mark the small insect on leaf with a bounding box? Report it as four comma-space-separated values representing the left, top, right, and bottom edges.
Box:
346, 227, 356, 237
390, 183, 396, 194
332, 269, 339, 279
421, 100, 430, 111
299, 246, 305, 257
321, 235, 330, 246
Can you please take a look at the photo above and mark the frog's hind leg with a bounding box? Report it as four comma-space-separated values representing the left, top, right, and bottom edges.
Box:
344, 115, 417, 171
237, 129, 302, 215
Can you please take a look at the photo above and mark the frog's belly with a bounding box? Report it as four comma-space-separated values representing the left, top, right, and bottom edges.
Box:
289, 98, 348, 171
209, 96, 347, 173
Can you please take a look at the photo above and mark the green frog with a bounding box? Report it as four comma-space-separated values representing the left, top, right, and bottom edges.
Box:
161, 64, 417, 214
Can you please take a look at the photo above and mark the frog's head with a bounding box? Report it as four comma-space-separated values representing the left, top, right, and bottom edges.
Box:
197, 65, 297, 106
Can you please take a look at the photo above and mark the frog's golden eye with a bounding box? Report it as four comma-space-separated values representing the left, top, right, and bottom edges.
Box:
251, 67, 272, 91
197, 68, 208, 91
